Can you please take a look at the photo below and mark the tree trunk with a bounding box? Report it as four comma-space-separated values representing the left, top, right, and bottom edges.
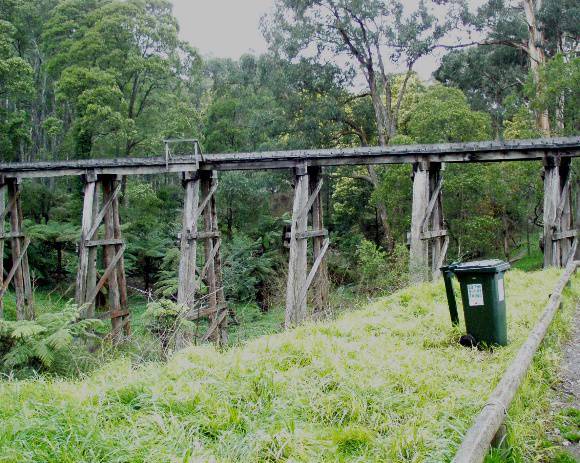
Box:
523, 0, 550, 135
366, 165, 394, 251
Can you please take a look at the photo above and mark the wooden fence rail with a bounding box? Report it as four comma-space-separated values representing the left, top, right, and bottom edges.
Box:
453, 253, 578, 463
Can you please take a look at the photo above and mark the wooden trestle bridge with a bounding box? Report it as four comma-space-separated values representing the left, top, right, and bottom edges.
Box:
1, 137, 579, 343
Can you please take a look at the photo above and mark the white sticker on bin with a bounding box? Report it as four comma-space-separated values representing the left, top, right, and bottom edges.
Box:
467, 283, 484, 307
498, 278, 504, 302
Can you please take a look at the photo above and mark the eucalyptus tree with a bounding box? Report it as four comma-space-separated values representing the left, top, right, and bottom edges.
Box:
0, 0, 34, 161
43, 0, 203, 159
452, 0, 579, 134
263, 0, 465, 249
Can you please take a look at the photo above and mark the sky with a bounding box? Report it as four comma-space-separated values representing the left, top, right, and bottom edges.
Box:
170, 0, 482, 81
171, 0, 272, 58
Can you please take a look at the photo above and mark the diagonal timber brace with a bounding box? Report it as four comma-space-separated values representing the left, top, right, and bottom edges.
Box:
177, 170, 228, 346
285, 165, 330, 328
75, 174, 129, 342
543, 156, 574, 267
410, 162, 447, 282
0, 179, 34, 320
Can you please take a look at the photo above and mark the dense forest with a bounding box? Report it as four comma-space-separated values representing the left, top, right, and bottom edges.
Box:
0, 0, 578, 353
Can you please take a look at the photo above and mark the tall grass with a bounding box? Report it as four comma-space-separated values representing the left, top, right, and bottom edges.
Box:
0, 269, 577, 462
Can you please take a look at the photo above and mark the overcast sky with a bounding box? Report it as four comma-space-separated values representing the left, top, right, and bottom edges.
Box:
170, 0, 481, 80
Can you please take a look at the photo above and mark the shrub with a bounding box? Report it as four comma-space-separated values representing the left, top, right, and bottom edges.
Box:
0, 301, 104, 377
357, 240, 409, 294
142, 299, 196, 354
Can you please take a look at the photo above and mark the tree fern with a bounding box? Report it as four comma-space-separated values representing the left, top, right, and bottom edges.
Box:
0, 301, 105, 376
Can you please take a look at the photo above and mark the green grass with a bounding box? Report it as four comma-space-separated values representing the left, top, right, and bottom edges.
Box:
0, 269, 577, 462
511, 247, 544, 272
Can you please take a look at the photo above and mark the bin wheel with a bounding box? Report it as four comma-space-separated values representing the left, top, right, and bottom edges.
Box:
459, 334, 477, 348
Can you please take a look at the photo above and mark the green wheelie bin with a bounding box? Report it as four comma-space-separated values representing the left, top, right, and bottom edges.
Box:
441, 260, 510, 347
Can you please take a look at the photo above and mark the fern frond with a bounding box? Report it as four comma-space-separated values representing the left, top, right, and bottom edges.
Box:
10, 322, 47, 339
46, 328, 73, 350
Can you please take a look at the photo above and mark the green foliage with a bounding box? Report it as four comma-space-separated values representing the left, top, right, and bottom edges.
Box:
357, 240, 409, 293
0, 301, 104, 377
142, 299, 194, 352
0, 270, 575, 461
405, 85, 492, 143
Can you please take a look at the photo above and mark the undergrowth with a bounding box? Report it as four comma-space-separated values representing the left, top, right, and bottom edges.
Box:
0, 269, 577, 462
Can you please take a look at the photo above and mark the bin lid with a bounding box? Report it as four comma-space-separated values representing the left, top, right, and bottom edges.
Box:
451, 259, 510, 274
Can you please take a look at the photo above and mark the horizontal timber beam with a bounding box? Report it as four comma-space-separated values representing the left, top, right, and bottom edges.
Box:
0, 137, 578, 179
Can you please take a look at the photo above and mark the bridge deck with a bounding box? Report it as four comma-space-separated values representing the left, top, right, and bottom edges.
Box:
1, 137, 579, 179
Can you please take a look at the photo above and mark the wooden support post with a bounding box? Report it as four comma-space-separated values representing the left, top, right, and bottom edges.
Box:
200, 171, 228, 345
177, 171, 200, 309
0, 180, 4, 319
572, 177, 580, 260
75, 174, 98, 317
100, 176, 129, 341
6, 179, 34, 320
308, 166, 329, 314
543, 156, 573, 267
410, 162, 447, 282
410, 162, 430, 283
429, 163, 445, 279
112, 180, 129, 336
285, 164, 309, 328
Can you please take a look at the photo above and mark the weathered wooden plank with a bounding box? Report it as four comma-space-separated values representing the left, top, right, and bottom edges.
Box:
86, 238, 124, 247
86, 182, 121, 241
299, 177, 323, 221
0, 238, 30, 299
409, 162, 430, 283
285, 229, 329, 240
558, 160, 573, 264
201, 171, 219, 343
195, 240, 221, 292
309, 166, 329, 314
543, 157, 560, 267
0, 232, 24, 240
421, 229, 448, 240
421, 176, 443, 231
297, 237, 330, 309
0, 137, 578, 178
8, 180, 33, 320
0, 183, 4, 318
75, 180, 97, 310
112, 183, 129, 336
552, 229, 576, 241
430, 165, 445, 279
102, 178, 123, 343
177, 172, 200, 309
435, 235, 450, 273
196, 180, 218, 217
285, 164, 309, 328
85, 244, 126, 305
209, 172, 228, 345
85, 182, 100, 318
0, 189, 20, 222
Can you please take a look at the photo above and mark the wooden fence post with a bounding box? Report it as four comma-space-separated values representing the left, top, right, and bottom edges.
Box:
285, 164, 309, 328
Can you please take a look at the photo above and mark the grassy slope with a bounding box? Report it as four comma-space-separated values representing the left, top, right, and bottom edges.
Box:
0, 269, 577, 463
